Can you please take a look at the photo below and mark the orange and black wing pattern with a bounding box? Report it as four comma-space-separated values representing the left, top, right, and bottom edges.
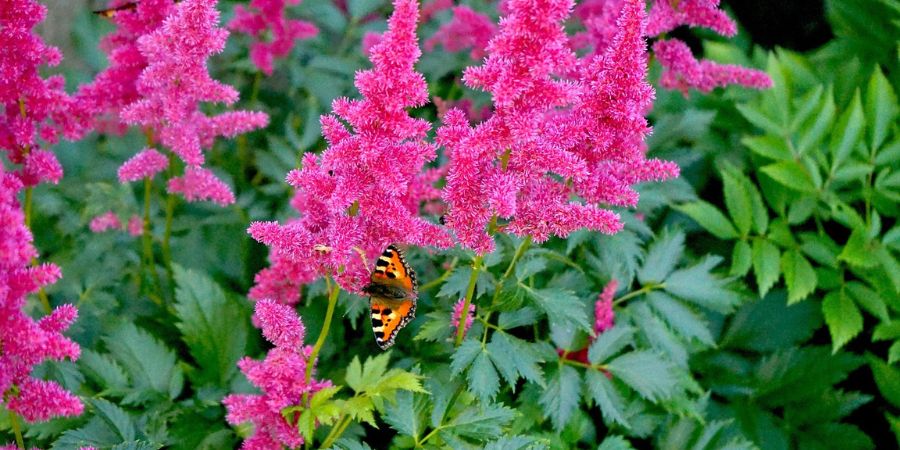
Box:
362, 245, 418, 350
93, 2, 137, 18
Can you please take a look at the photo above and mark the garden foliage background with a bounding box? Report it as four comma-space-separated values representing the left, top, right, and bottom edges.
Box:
2, 0, 900, 448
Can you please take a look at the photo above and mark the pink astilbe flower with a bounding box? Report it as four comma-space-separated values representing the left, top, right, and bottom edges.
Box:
433, 96, 492, 123
126, 215, 143, 236
90, 211, 123, 233
229, 0, 318, 75
248, 0, 451, 294
118, 148, 169, 182
0, 0, 90, 187
425, 6, 497, 60
167, 166, 236, 206
223, 299, 330, 449
572, 0, 624, 53
646, 0, 736, 37
653, 39, 772, 94
361, 31, 383, 56
421, 0, 452, 21
450, 298, 475, 337
594, 279, 617, 334
0, 170, 83, 423
439, 0, 675, 253
120, 0, 269, 205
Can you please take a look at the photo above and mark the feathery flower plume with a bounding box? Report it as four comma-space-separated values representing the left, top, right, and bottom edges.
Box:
653, 38, 772, 94
572, 0, 625, 53
126, 215, 144, 236
425, 6, 497, 60
421, 0, 453, 21
229, 0, 318, 75
646, 0, 736, 37
120, 0, 269, 205
594, 279, 617, 334
249, 0, 450, 294
439, 0, 675, 253
117, 148, 169, 182
223, 300, 331, 449
450, 298, 476, 337
90, 211, 123, 233
1, 170, 83, 423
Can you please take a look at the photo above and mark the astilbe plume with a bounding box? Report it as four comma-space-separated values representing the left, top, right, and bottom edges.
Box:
89, 211, 123, 233
645, 0, 771, 94
450, 298, 476, 337
73, 0, 177, 134
119, 0, 269, 205
439, 0, 676, 253
0, 0, 90, 187
0, 170, 82, 423
559, 279, 618, 364
223, 299, 330, 449
229, 0, 318, 75
572, 0, 625, 53
425, 6, 497, 59
249, 0, 450, 296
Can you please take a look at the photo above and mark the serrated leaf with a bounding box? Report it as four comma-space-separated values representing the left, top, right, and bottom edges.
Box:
585, 371, 630, 429
450, 339, 483, 375
638, 230, 684, 284
830, 90, 865, 168
797, 86, 836, 155
873, 245, 900, 293
91, 398, 136, 442
823, 290, 863, 352
514, 257, 547, 280
437, 267, 474, 299
173, 266, 248, 386
498, 307, 538, 329
722, 168, 754, 236
104, 323, 183, 400
539, 365, 582, 430
675, 202, 738, 239
781, 250, 817, 303
444, 403, 516, 440
730, 240, 752, 277
414, 311, 453, 342
752, 239, 781, 297
80, 349, 129, 391
838, 228, 878, 268
664, 256, 741, 313
525, 286, 591, 331
484, 436, 542, 450
383, 391, 426, 437
487, 333, 544, 387
606, 351, 677, 402
598, 435, 635, 450
588, 325, 635, 364
647, 292, 715, 346
761, 161, 817, 192
468, 351, 500, 401
866, 67, 898, 150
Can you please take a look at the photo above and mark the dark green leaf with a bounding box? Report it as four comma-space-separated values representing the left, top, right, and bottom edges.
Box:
450, 339, 483, 375
525, 286, 591, 331
487, 333, 545, 387
647, 292, 714, 346
539, 365, 582, 430
638, 230, 685, 284
598, 435, 635, 450
468, 351, 500, 401
606, 351, 678, 402
104, 323, 183, 401
586, 371, 630, 428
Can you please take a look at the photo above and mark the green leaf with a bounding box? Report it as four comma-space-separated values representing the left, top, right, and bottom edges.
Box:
847, 282, 889, 321
638, 230, 685, 284
873, 245, 900, 293
450, 339, 484, 375
525, 286, 591, 331
797, 86, 836, 155
173, 266, 248, 386
868, 355, 900, 409
761, 161, 817, 192
487, 333, 545, 387
822, 290, 863, 352
722, 168, 754, 236
539, 365, 582, 430
588, 324, 635, 365
585, 371, 630, 429
415, 311, 453, 342
468, 351, 500, 401
498, 307, 538, 329
647, 292, 715, 346
742, 135, 791, 160
437, 267, 474, 299
79, 349, 129, 392
781, 250, 817, 303
442, 403, 516, 440
294, 386, 343, 442
736, 103, 783, 136
90, 398, 136, 442
664, 256, 741, 313
606, 351, 678, 402
865, 67, 898, 150
598, 435, 636, 450
730, 240, 752, 277
830, 90, 865, 168
674, 201, 739, 239
383, 391, 425, 437
347, 0, 385, 20
752, 239, 781, 297
104, 323, 183, 401
838, 228, 878, 268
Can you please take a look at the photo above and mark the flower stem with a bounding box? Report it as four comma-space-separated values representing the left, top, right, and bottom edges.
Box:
161, 158, 177, 300
612, 283, 663, 306
9, 410, 25, 449
321, 413, 352, 448
455, 255, 483, 346
304, 278, 340, 392
419, 257, 458, 292
142, 178, 162, 305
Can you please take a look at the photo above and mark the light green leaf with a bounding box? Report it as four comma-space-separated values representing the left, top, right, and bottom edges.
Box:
173, 266, 248, 386
539, 365, 582, 430
753, 239, 781, 297
665, 256, 741, 313
638, 230, 685, 284
606, 351, 678, 402
598, 435, 635, 450
742, 135, 791, 160
797, 86, 836, 155
383, 391, 425, 437
722, 168, 754, 236
443, 403, 516, 440
79, 349, 128, 392
586, 371, 630, 429
865, 67, 898, 150
838, 228, 878, 268
588, 325, 636, 364
736, 103, 783, 136
468, 352, 500, 401
873, 245, 900, 293
647, 292, 715, 346
730, 240, 753, 277
781, 250, 817, 304
761, 161, 817, 192
869, 356, 900, 409
450, 339, 484, 375
675, 202, 738, 239
487, 333, 545, 387
823, 290, 863, 352
525, 286, 591, 331
847, 282, 889, 321
830, 90, 865, 168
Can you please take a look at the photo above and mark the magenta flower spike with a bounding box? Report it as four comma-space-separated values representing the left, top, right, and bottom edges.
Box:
450, 298, 476, 337
118, 0, 269, 205
90, 211, 123, 233
425, 6, 497, 59
249, 0, 451, 296
223, 300, 331, 449
117, 148, 169, 182
646, 0, 737, 37
438, 0, 676, 253
594, 279, 618, 335
229, 0, 319, 75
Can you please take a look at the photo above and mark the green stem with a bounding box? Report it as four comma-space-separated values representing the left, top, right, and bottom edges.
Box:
10, 410, 24, 449
304, 278, 340, 395
612, 283, 663, 306
455, 256, 483, 346
321, 414, 353, 448
161, 158, 177, 299
142, 178, 162, 305
23, 187, 32, 229
419, 257, 459, 292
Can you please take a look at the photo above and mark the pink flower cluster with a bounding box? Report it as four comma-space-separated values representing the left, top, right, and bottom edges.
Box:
229, 0, 318, 75
90, 211, 143, 236
223, 300, 331, 449
572, 0, 625, 53
1, 170, 82, 423
425, 6, 497, 60
118, 0, 269, 205
439, 0, 677, 253
0, 0, 90, 187
558, 279, 618, 364
249, 0, 450, 296
450, 298, 476, 337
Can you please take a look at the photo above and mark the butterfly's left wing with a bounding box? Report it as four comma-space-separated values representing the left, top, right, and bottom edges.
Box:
370, 296, 416, 350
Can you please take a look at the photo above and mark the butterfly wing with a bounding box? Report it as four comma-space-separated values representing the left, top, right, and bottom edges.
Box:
370, 296, 416, 350
368, 245, 417, 295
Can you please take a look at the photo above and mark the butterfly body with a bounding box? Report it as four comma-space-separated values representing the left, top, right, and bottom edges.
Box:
92, 2, 137, 18
363, 245, 417, 350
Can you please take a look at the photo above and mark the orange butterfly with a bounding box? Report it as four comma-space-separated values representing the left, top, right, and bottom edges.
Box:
92, 2, 137, 18
362, 245, 417, 350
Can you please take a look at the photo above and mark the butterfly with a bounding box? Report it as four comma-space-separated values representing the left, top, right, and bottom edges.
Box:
92, 2, 137, 18
361, 245, 417, 350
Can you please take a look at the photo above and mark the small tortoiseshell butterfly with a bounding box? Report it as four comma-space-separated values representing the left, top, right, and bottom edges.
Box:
92, 2, 138, 18
361, 245, 417, 350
